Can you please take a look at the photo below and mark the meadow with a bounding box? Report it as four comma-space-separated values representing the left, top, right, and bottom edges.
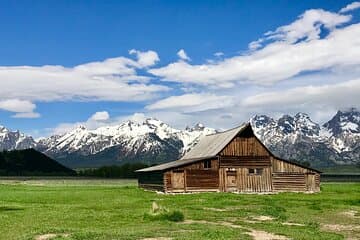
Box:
0, 178, 359, 240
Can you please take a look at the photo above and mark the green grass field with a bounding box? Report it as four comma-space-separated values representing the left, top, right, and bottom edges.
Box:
0, 179, 359, 240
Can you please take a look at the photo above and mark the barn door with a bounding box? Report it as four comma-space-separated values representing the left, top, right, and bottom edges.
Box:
172, 171, 185, 190
226, 170, 237, 192
306, 174, 315, 191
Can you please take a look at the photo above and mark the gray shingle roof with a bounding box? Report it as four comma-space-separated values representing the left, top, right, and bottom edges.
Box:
136, 123, 248, 172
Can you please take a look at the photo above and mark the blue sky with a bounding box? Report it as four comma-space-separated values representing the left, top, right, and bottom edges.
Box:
0, 0, 359, 137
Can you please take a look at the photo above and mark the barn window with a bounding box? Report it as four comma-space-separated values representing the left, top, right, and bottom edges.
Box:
256, 168, 263, 175
204, 160, 212, 169
248, 168, 263, 175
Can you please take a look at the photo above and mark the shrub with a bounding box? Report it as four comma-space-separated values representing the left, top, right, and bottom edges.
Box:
166, 210, 185, 222
144, 201, 184, 222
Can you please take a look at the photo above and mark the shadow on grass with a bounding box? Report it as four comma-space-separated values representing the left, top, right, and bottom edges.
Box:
0, 206, 24, 212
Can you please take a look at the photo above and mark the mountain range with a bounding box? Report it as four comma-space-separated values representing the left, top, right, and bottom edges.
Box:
0, 108, 359, 168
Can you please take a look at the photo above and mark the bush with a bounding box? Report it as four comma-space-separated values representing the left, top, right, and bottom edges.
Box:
144, 210, 184, 222
143, 201, 184, 222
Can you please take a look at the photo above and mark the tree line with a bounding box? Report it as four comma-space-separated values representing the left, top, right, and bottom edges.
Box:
77, 163, 149, 178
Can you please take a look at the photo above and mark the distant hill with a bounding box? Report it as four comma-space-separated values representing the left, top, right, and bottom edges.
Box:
0, 149, 75, 176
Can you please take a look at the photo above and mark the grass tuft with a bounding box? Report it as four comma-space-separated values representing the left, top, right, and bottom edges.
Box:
143, 201, 185, 222
144, 210, 185, 222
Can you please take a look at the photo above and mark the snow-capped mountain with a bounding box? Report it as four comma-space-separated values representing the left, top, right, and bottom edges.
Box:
1, 109, 359, 168
251, 109, 360, 167
37, 118, 215, 167
0, 126, 36, 151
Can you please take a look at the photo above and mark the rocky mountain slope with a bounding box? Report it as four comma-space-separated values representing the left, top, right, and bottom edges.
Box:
0, 126, 37, 151
0, 109, 359, 168
37, 119, 216, 167
251, 108, 360, 167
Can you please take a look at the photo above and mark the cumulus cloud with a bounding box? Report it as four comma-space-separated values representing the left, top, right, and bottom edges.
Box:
89, 111, 110, 121
340, 1, 360, 13
0, 50, 169, 119
0, 99, 39, 118
149, 9, 357, 87
129, 49, 160, 67
242, 78, 360, 110
177, 49, 191, 61
144, 3, 360, 128
256, 9, 350, 45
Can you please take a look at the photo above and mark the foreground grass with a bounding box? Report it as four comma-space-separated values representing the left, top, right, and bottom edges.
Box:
0, 180, 359, 240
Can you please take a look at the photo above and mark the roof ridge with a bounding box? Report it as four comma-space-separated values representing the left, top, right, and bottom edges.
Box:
205, 122, 249, 136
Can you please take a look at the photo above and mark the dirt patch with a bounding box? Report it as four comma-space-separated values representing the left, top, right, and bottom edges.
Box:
248, 230, 289, 240
244, 216, 275, 224
342, 210, 359, 218
203, 207, 228, 212
184, 219, 244, 229
35, 233, 69, 240
322, 224, 360, 232
282, 222, 305, 226
252, 216, 274, 221
183, 219, 291, 240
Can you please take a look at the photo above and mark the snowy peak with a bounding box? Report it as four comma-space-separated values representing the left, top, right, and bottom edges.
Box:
40, 118, 216, 157
251, 115, 275, 128
323, 108, 360, 136
251, 110, 360, 165
251, 112, 320, 139
294, 113, 320, 137
277, 115, 296, 134
0, 126, 36, 151
0, 125, 9, 133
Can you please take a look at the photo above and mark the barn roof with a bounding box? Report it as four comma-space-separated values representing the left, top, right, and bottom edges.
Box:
136, 122, 321, 173
136, 123, 248, 172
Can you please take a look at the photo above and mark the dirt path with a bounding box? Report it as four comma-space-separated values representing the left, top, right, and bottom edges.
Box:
183, 219, 290, 240
35, 233, 69, 240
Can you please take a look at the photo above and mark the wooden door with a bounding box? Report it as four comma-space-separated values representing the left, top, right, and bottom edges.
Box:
306, 174, 315, 191
226, 171, 237, 192
172, 171, 185, 190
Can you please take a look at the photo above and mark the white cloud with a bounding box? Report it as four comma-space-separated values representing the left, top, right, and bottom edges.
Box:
149, 9, 357, 87
177, 49, 191, 61
12, 112, 41, 119
0, 50, 169, 119
242, 78, 360, 110
146, 93, 234, 112
0, 99, 39, 118
214, 52, 224, 57
340, 1, 360, 13
129, 49, 160, 67
259, 9, 350, 45
89, 111, 110, 121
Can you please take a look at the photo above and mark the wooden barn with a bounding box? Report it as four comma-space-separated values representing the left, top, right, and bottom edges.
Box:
136, 123, 321, 193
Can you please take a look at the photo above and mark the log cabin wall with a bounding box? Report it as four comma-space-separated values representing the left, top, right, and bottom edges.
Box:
138, 171, 165, 191
271, 157, 320, 192
219, 135, 273, 192
220, 136, 269, 156
163, 158, 219, 192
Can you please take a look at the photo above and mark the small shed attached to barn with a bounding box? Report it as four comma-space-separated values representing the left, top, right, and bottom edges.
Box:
136, 123, 321, 193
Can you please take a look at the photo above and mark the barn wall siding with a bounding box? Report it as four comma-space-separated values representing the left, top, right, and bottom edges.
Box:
138, 171, 165, 191
186, 169, 219, 190
236, 167, 272, 192
220, 136, 270, 156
